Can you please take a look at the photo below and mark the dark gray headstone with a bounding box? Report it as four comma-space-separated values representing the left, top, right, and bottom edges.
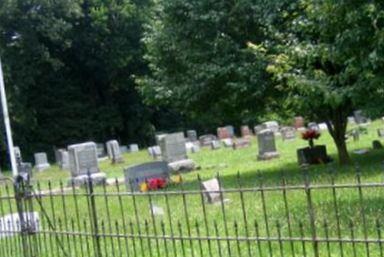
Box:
257, 129, 279, 160
124, 161, 170, 191
159, 133, 187, 163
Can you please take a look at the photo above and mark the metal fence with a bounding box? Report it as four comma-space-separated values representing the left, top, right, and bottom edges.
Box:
0, 170, 384, 257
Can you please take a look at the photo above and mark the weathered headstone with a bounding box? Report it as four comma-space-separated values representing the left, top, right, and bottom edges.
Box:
129, 144, 139, 153
281, 127, 296, 141
148, 146, 162, 159
0, 212, 39, 238
308, 122, 320, 131
318, 123, 328, 130
377, 129, 384, 138
96, 143, 106, 158
221, 138, 233, 148
233, 138, 251, 150
67, 142, 106, 186
57, 149, 69, 170
34, 152, 50, 172
373, 140, 383, 150
225, 125, 235, 137
124, 161, 170, 191
354, 110, 369, 124
14, 146, 22, 163
17, 162, 32, 177
293, 116, 305, 129
186, 130, 198, 142
106, 140, 124, 163
241, 125, 252, 138
120, 146, 128, 153
210, 140, 221, 150
257, 129, 279, 160
159, 133, 195, 172
201, 178, 222, 204
254, 125, 264, 135
155, 134, 167, 146
199, 134, 217, 147
262, 121, 279, 134
217, 127, 231, 140
185, 142, 200, 153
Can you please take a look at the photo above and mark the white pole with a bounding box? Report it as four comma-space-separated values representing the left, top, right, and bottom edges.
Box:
0, 58, 17, 177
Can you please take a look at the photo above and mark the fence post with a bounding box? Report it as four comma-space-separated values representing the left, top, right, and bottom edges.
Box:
86, 171, 102, 257
303, 169, 320, 257
14, 174, 35, 257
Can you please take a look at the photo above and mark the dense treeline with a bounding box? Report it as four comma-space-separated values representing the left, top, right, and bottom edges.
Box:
0, 0, 383, 167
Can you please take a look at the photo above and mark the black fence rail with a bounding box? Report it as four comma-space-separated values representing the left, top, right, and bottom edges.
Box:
0, 170, 384, 257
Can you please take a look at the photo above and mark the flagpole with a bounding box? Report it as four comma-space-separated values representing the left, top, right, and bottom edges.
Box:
0, 58, 17, 177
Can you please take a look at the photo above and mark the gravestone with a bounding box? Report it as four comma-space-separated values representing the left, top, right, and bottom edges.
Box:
57, 149, 69, 170
294, 116, 305, 129
354, 110, 369, 124
186, 130, 198, 142
318, 123, 328, 130
106, 140, 124, 163
148, 146, 162, 159
254, 125, 264, 135
67, 142, 106, 186
129, 144, 139, 153
185, 142, 200, 153
257, 129, 279, 160
199, 134, 217, 147
373, 140, 383, 150
0, 212, 39, 238
96, 143, 106, 158
225, 125, 235, 137
308, 122, 320, 131
17, 162, 32, 177
124, 161, 170, 191
120, 146, 128, 153
233, 138, 251, 150
155, 134, 167, 146
262, 121, 279, 134
241, 125, 252, 138
14, 147, 22, 163
217, 127, 231, 140
348, 116, 356, 125
377, 129, 384, 138
201, 178, 222, 204
210, 140, 221, 150
222, 138, 234, 148
34, 152, 50, 172
281, 127, 296, 141
159, 132, 196, 172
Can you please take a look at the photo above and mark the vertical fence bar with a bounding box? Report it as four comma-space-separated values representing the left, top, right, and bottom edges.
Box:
377, 219, 383, 257
282, 174, 295, 257
330, 169, 344, 257
237, 172, 252, 257
197, 175, 213, 257
86, 174, 102, 257
356, 169, 370, 257
303, 170, 319, 257
258, 173, 273, 257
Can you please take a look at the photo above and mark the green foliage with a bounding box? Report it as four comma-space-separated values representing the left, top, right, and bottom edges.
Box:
139, 0, 287, 128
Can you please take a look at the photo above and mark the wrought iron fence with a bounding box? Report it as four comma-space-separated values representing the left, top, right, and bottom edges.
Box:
0, 169, 383, 257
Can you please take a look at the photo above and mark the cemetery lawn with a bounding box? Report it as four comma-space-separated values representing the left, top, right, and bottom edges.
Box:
1, 120, 384, 257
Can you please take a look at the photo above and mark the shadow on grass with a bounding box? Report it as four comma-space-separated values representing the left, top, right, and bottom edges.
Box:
178, 148, 384, 190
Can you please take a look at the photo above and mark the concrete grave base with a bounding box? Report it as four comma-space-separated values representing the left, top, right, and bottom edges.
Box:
68, 172, 107, 187
258, 152, 280, 161
35, 164, 50, 172
168, 159, 196, 173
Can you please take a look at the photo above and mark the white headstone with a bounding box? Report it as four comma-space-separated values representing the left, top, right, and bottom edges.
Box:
129, 144, 139, 153
0, 212, 39, 238
148, 146, 162, 159
201, 178, 222, 204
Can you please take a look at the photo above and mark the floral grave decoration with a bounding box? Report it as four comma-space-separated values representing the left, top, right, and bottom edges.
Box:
301, 129, 321, 148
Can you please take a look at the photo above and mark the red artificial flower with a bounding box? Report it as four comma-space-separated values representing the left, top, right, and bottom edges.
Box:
147, 178, 167, 190
301, 129, 321, 140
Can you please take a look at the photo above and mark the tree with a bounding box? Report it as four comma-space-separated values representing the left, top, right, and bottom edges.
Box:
139, 0, 285, 129
263, 0, 384, 164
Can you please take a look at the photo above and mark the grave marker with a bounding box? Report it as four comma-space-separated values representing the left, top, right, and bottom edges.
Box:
148, 146, 162, 159
199, 134, 217, 147
106, 140, 124, 163
186, 130, 198, 142
257, 129, 279, 160
241, 125, 252, 138
124, 161, 170, 191
34, 152, 50, 172
281, 127, 296, 141
201, 178, 222, 204
129, 144, 139, 153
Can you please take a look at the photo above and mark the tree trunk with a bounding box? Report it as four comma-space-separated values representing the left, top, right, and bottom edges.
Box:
325, 107, 351, 165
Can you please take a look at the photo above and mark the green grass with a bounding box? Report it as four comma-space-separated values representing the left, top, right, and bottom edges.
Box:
0, 120, 384, 257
